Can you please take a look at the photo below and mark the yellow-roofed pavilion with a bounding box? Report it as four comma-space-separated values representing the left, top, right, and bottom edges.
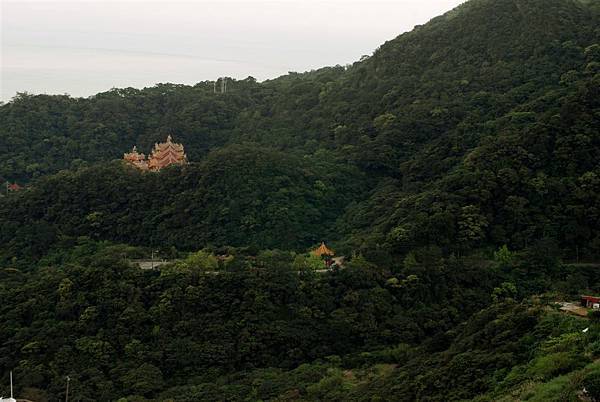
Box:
312, 242, 335, 257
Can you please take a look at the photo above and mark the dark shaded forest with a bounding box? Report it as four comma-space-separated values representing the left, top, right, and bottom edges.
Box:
1, 0, 600, 400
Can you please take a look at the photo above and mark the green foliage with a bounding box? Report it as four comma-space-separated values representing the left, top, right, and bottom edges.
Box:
292, 253, 325, 271
492, 282, 518, 303
583, 368, 600, 399
0, 146, 366, 259
494, 245, 515, 268
526, 352, 584, 380
589, 309, 600, 322
586, 340, 600, 358
1, 0, 599, 263
521, 375, 577, 402
0, 242, 500, 400
175, 250, 219, 271
122, 364, 165, 396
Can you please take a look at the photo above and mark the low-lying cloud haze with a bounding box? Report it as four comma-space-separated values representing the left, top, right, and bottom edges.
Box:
1, 0, 465, 102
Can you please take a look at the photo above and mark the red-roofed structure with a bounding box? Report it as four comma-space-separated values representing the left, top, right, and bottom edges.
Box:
7, 183, 22, 192
148, 135, 187, 171
124, 135, 187, 172
581, 295, 600, 309
123, 146, 148, 170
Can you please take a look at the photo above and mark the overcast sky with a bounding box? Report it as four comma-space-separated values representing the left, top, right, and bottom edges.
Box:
1, 0, 465, 102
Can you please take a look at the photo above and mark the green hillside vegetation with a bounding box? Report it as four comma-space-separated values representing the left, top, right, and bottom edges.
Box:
0, 145, 366, 261
157, 303, 600, 402
1, 0, 600, 400
0, 240, 598, 401
1, 0, 599, 262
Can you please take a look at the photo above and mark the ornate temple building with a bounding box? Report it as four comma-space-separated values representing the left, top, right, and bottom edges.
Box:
123, 146, 148, 170
147, 135, 188, 171
123, 135, 188, 171
312, 242, 336, 268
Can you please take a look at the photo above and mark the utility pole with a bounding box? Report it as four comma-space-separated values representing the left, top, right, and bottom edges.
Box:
218, 77, 227, 93
214, 77, 228, 94
10, 371, 13, 400
65, 376, 70, 402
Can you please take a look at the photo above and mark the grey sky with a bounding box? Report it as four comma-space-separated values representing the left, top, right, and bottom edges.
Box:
1, 0, 465, 102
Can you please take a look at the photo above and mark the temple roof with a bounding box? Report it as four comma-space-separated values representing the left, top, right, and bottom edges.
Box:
7, 183, 22, 191
123, 135, 187, 171
312, 242, 335, 257
124, 146, 146, 161
148, 135, 187, 170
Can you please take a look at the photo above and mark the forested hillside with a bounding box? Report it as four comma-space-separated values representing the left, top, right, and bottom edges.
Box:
1, 0, 600, 400
2, 0, 599, 261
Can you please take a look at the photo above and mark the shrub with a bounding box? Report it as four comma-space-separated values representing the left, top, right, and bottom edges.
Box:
588, 309, 600, 322
526, 352, 584, 380
522, 375, 575, 401
583, 371, 600, 399
585, 340, 600, 358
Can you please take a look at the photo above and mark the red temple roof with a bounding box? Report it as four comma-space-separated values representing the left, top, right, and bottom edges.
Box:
123, 135, 187, 171
7, 183, 22, 191
148, 135, 187, 171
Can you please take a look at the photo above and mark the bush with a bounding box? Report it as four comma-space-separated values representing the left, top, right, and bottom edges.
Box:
588, 309, 600, 322
526, 352, 584, 380
585, 340, 600, 358
122, 364, 165, 396
583, 371, 600, 400
522, 375, 575, 402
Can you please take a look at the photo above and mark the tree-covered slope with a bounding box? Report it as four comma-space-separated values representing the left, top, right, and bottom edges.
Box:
1, 0, 597, 259
0, 145, 367, 261
338, 58, 600, 261
1, 0, 598, 263
155, 302, 600, 402
1, 240, 598, 400
2, 0, 598, 180
0, 241, 501, 400
0, 80, 268, 181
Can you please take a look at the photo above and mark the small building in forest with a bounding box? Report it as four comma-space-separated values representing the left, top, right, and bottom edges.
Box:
312, 242, 335, 267
2, 182, 23, 196
581, 295, 600, 309
7, 183, 22, 192
124, 135, 188, 171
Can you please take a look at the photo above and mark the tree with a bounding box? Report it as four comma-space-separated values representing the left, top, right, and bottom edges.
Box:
122, 364, 165, 396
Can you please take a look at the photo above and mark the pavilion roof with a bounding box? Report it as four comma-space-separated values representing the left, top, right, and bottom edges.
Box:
312, 242, 335, 257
